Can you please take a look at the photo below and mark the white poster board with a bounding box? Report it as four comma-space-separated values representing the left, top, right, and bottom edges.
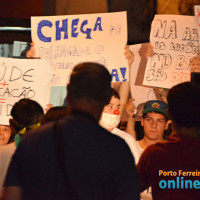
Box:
31, 11, 128, 86
0, 58, 52, 125
143, 15, 198, 89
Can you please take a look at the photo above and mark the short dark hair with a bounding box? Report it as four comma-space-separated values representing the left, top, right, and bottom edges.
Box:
41, 106, 67, 125
67, 62, 111, 104
167, 82, 200, 129
11, 98, 44, 130
111, 88, 120, 99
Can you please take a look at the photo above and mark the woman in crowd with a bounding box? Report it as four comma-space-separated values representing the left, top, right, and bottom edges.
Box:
0, 125, 13, 146
0, 98, 44, 193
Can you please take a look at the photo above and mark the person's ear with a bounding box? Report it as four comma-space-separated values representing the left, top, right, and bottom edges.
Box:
141, 118, 144, 127
165, 120, 171, 130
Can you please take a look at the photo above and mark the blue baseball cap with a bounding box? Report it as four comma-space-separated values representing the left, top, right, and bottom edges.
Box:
142, 100, 168, 118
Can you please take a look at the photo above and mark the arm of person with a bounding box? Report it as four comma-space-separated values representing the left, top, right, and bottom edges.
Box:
125, 98, 137, 139
124, 45, 134, 66
45, 104, 54, 112
0, 186, 22, 200
118, 81, 130, 116
26, 43, 36, 58
118, 46, 134, 116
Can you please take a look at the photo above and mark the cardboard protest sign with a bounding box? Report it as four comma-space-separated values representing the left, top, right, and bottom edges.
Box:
31, 11, 128, 86
129, 44, 157, 108
195, 5, 200, 51
0, 58, 52, 125
143, 15, 198, 89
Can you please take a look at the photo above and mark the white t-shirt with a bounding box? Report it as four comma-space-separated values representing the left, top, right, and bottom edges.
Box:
136, 141, 152, 200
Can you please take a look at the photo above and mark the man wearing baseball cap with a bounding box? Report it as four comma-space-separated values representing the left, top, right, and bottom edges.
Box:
126, 99, 169, 200
126, 99, 169, 162
136, 100, 169, 158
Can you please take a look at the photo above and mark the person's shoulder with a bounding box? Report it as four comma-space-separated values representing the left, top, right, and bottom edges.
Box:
142, 139, 175, 160
95, 127, 132, 156
138, 143, 161, 161
148, 134, 182, 153
112, 127, 127, 138
108, 129, 136, 159
20, 121, 55, 146
102, 127, 126, 143
0, 142, 16, 150
112, 128, 135, 139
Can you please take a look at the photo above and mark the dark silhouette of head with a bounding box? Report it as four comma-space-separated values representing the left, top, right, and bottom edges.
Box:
41, 106, 67, 125
67, 62, 111, 103
167, 82, 200, 131
10, 98, 44, 133
67, 62, 112, 121
110, 88, 120, 100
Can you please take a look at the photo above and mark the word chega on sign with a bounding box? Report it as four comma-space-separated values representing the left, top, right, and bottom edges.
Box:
31, 12, 128, 86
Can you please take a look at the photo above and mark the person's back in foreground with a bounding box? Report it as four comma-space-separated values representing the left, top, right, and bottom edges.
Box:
137, 82, 200, 200
1, 62, 140, 200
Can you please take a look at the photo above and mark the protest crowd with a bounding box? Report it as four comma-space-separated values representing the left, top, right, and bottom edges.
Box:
0, 0, 200, 200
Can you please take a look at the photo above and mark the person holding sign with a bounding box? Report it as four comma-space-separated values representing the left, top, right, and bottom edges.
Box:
99, 88, 140, 163
1, 62, 140, 200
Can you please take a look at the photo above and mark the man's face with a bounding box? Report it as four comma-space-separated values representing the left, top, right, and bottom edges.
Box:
103, 96, 120, 114
141, 112, 168, 141
0, 125, 11, 145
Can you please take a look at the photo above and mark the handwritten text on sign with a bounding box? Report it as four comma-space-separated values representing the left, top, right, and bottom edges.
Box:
0, 58, 52, 125
31, 12, 128, 86
143, 15, 199, 89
